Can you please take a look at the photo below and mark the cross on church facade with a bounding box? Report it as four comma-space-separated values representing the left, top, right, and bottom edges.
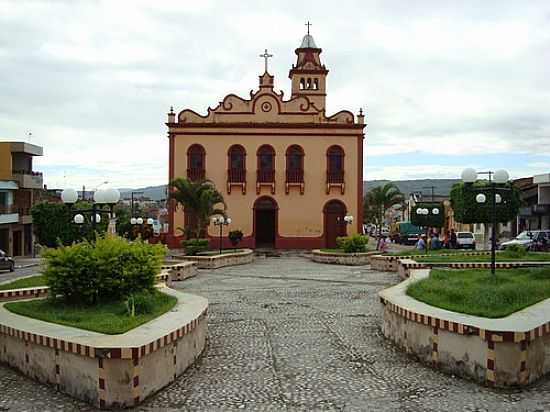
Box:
259, 49, 273, 73
305, 21, 312, 35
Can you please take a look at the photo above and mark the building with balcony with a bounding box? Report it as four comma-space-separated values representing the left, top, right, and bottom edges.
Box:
514, 174, 550, 233
0, 141, 43, 256
166, 31, 365, 249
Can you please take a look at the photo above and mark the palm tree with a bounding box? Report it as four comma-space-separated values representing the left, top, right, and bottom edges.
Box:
169, 178, 227, 238
364, 182, 404, 239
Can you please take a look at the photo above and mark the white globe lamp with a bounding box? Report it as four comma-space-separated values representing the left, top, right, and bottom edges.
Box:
73, 214, 84, 224
91, 214, 101, 223
104, 188, 121, 204
476, 193, 487, 204
61, 188, 78, 204
494, 169, 509, 184
130, 217, 137, 225
226, 217, 232, 225
461, 168, 477, 183
136, 217, 144, 225
147, 218, 154, 225
93, 189, 107, 204
432, 208, 439, 215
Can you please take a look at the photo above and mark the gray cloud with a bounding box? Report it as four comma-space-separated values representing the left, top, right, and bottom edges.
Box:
0, 0, 549, 187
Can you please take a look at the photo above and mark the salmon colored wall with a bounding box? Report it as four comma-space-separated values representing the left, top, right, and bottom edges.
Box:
172, 134, 360, 240
0, 143, 12, 180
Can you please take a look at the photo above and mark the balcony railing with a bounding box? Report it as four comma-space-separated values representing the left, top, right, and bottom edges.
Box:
257, 169, 275, 183
533, 204, 550, 215
327, 170, 344, 184
228, 169, 246, 183
187, 168, 205, 181
11, 170, 43, 189
0, 205, 15, 214
12, 169, 43, 177
286, 169, 304, 184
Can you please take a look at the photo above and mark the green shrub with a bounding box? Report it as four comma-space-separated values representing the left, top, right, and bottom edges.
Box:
336, 234, 369, 253
503, 244, 528, 259
228, 230, 244, 247
182, 238, 209, 256
43, 236, 166, 305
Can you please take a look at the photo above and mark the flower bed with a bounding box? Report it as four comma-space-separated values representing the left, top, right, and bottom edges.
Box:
380, 268, 550, 387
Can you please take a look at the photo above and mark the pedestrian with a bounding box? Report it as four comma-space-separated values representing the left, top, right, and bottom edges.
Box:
431, 233, 442, 250
450, 229, 457, 249
379, 236, 389, 253
416, 235, 426, 251
442, 230, 449, 249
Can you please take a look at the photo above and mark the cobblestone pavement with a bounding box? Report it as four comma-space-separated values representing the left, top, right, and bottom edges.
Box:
2, 257, 550, 411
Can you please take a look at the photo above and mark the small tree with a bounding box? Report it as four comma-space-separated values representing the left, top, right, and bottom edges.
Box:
364, 183, 404, 241
169, 178, 226, 239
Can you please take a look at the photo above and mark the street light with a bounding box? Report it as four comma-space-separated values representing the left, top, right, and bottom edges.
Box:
61, 186, 120, 237
461, 168, 510, 275
212, 215, 231, 255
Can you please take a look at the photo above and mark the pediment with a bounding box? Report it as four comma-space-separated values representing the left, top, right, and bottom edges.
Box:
178, 89, 355, 125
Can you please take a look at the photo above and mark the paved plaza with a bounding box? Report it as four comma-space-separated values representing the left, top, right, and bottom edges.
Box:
1, 257, 550, 411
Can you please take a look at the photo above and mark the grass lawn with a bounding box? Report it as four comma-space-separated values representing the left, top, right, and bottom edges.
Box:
5, 290, 177, 334
415, 252, 550, 263
407, 267, 550, 318
386, 249, 482, 257
196, 249, 243, 256
0, 275, 46, 291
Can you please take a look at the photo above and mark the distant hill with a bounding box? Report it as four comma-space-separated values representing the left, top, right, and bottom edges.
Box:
119, 179, 460, 201
119, 185, 167, 201
363, 179, 460, 198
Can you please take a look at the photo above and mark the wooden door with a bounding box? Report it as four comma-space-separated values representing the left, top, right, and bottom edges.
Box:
324, 201, 347, 248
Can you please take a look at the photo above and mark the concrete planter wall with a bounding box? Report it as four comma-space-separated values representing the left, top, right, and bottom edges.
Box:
369, 251, 492, 273
311, 250, 378, 266
177, 248, 254, 269
380, 269, 550, 387
161, 261, 198, 281
0, 288, 208, 409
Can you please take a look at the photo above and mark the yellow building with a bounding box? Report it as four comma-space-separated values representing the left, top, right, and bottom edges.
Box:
0, 141, 43, 256
166, 32, 365, 249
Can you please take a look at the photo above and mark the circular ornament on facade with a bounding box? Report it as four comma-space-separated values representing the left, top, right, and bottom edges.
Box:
261, 102, 272, 112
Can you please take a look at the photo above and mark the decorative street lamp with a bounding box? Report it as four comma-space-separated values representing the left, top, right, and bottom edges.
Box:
130, 217, 154, 240
414, 206, 440, 253
61, 187, 120, 238
461, 168, 510, 275
212, 215, 232, 255
343, 214, 354, 225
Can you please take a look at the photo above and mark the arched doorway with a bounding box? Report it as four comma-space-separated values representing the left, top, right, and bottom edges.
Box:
254, 196, 278, 248
323, 200, 347, 248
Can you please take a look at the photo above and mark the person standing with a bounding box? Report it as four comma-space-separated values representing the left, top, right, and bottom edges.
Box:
450, 229, 457, 249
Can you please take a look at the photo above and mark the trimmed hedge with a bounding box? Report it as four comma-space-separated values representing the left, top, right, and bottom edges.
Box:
450, 181, 521, 224
182, 238, 209, 256
336, 234, 369, 253
43, 236, 166, 305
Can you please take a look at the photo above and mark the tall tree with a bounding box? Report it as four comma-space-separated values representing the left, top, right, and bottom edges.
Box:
169, 178, 227, 239
364, 183, 404, 234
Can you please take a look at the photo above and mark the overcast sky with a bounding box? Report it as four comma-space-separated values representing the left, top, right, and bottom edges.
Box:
1, 0, 549, 189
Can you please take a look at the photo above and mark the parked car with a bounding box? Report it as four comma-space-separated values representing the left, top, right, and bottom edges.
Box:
456, 232, 476, 249
500, 230, 550, 251
0, 249, 15, 272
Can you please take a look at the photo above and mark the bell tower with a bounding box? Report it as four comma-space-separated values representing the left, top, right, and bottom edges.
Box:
288, 24, 329, 110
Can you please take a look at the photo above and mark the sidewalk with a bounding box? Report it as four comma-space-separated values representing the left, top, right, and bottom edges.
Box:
13, 257, 42, 269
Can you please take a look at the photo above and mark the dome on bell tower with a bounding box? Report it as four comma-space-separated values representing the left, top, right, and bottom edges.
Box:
300, 34, 318, 49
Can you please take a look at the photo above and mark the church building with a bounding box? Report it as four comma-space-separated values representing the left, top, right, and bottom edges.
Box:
165, 30, 365, 249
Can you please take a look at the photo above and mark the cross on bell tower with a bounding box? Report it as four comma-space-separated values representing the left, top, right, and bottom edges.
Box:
259, 49, 273, 74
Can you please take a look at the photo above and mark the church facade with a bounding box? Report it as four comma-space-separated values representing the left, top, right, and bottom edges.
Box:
165, 32, 365, 249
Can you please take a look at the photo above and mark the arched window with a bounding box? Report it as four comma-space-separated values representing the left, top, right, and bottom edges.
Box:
228, 145, 246, 183
286, 145, 304, 184
314, 78, 319, 90
307, 78, 312, 89
257, 145, 275, 183
327, 145, 344, 183
300, 78, 305, 90
187, 144, 205, 181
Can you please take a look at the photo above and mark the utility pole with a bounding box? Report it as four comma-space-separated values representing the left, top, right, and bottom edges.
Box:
423, 186, 436, 201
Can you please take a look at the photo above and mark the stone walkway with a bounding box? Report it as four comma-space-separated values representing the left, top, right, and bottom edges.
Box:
2, 257, 550, 411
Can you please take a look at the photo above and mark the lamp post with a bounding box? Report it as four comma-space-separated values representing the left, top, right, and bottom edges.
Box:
130, 217, 154, 240
212, 216, 231, 255
61, 187, 121, 239
461, 168, 510, 275
415, 206, 440, 253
